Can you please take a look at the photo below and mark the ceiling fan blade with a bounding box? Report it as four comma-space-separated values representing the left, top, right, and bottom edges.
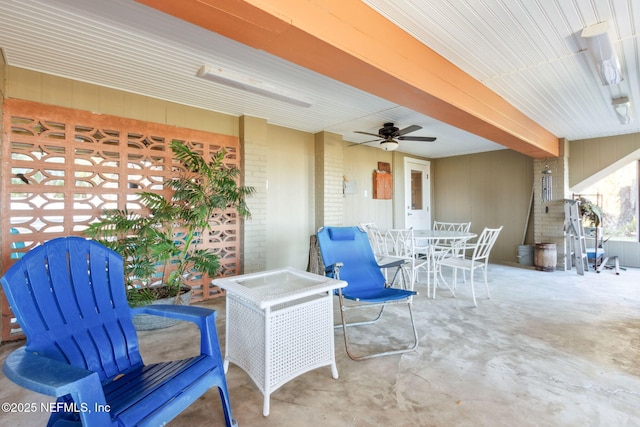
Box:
398, 136, 437, 142
354, 130, 383, 138
397, 124, 422, 136
348, 138, 380, 147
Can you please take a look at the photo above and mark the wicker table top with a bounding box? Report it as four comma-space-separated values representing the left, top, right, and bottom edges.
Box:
213, 266, 346, 309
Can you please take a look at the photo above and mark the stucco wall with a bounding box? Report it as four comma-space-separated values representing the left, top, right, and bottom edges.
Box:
266, 125, 315, 269
4, 66, 392, 271
6, 67, 238, 136
342, 145, 394, 230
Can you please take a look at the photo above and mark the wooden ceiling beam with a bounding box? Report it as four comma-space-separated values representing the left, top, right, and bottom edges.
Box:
136, 0, 559, 158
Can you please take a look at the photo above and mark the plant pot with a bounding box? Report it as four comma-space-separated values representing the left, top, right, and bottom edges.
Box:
132, 285, 192, 331
583, 226, 602, 238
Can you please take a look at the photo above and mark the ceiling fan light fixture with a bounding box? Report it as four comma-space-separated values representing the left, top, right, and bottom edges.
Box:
379, 140, 398, 151
352, 123, 434, 150
197, 65, 313, 108
581, 21, 623, 86
612, 97, 632, 125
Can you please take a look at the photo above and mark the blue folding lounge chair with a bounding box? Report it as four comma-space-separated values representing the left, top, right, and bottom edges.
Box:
1, 236, 236, 427
316, 226, 418, 360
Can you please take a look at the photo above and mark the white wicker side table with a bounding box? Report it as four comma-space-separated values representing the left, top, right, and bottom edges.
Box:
213, 267, 346, 416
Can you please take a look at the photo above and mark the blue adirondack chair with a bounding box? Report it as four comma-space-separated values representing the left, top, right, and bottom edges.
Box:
316, 226, 419, 360
1, 236, 236, 426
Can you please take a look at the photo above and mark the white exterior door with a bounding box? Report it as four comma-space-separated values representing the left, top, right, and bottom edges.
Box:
404, 158, 431, 229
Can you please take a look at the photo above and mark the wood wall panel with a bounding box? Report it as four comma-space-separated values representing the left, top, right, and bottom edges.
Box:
569, 133, 640, 190
432, 150, 534, 262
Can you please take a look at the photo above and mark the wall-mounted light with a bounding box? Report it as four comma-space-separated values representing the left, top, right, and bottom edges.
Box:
581, 21, 623, 86
612, 96, 632, 124
196, 65, 313, 108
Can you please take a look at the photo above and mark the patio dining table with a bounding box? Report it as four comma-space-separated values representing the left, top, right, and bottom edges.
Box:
412, 229, 477, 296
413, 229, 477, 246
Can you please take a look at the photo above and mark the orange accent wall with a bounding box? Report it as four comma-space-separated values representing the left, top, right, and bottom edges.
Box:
136, 0, 559, 158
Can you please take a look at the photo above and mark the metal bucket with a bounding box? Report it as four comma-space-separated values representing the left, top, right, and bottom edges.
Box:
534, 243, 557, 272
517, 245, 534, 266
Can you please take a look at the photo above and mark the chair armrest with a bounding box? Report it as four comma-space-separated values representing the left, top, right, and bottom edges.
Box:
3, 347, 110, 424
3, 347, 99, 396
324, 262, 344, 279
131, 304, 215, 325
377, 256, 406, 269
131, 305, 222, 358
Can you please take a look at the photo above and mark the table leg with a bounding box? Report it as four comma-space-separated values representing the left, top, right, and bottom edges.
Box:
263, 395, 270, 417
328, 296, 339, 379
263, 306, 271, 416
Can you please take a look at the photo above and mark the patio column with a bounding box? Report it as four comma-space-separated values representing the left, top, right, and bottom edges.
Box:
314, 131, 344, 230
240, 115, 268, 273
533, 139, 570, 270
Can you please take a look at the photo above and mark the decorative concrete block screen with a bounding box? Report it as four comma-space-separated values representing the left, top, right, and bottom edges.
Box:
1, 99, 241, 341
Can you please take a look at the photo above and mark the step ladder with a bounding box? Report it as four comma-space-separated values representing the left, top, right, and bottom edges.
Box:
564, 199, 588, 275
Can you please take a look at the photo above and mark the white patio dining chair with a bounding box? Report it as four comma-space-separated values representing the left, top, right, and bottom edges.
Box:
435, 226, 503, 306
426, 221, 473, 290
433, 221, 472, 233
360, 222, 406, 283
432, 221, 472, 253
360, 222, 387, 259
385, 228, 429, 292
431, 221, 472, 258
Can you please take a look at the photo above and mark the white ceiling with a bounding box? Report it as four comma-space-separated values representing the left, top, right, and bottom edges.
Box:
0, 0, 638, 158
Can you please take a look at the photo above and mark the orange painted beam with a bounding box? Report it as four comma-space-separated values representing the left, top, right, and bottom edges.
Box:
136, 0, 559, 158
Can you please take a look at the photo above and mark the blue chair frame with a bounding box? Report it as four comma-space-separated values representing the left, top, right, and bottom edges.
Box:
316, 226, 418, 360
1, 236, 236, 426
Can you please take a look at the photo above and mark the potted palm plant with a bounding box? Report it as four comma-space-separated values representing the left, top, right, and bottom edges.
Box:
578, 196, 605, 265
85, 140, 254, 328
578, 196, 603, 237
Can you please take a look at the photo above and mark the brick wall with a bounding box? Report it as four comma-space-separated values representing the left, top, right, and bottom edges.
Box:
240, 125, 347, 273
314, 131, 344, 229
533, 140, 570, 270
240, 116, 268, 273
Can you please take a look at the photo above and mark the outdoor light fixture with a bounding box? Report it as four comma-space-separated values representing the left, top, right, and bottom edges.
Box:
581, 21, 623, 86
196, 65, 313, 108
379, 140, 399, 151
612, 97, 633, 124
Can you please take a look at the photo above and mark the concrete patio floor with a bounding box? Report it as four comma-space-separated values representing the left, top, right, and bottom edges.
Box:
1, 262, 639, 426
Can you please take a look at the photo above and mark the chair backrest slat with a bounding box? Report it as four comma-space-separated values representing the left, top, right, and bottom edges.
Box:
434, 221, 471, 232
1, 237, 142, 381
471, 227, 503, 261
360, 222, 388, 256
385, 229, 416, 258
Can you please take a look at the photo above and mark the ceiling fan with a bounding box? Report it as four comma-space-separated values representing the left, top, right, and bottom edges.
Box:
352, 122, 436, 151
